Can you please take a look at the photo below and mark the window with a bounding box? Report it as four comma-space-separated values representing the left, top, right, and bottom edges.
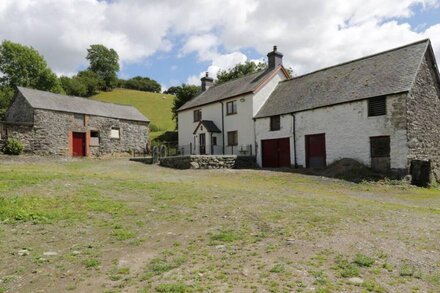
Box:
90, 130, 100, 146
212, 136, 217, 146
368, 96, 386, 116
74, 113, 85, 126
227, 131, 238, 146
370, 136, 390, 158
193, 109, 202, 122
270, 115, 281, 131
110, 127, 120, 139
226, 100, 237, 115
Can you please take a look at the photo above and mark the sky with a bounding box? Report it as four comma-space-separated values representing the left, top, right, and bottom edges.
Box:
0, 0, 439, 91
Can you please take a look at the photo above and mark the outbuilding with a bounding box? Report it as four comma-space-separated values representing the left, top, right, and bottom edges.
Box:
0, 87, 149, 157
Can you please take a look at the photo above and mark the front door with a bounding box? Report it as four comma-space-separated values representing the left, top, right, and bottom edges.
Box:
199, 133, 206, 155
305, 134, 326, 168
262, 138, 291, 168
72, 132, 86, 157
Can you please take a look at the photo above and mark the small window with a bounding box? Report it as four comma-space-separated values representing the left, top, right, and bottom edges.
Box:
227, 131, 238, 146
226, 101, 237, 115
368, 96, 386, 116
90, 130, 100, 146
370, 136, 390, 158
212, 136, 217, 146
270, 115, 281, 131
110, 127, 120, 139
74, 113, 85, 126
193, 110, 202, 122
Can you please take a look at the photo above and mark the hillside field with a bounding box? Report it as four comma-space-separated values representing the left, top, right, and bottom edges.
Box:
0, 157, 439, 292
93, 89, 175, 140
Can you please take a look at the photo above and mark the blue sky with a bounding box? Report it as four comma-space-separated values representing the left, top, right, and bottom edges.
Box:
0, 0, 439, 91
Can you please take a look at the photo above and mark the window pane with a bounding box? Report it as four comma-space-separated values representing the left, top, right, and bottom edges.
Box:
111, 128, 120, 139
270, 115, 280, 131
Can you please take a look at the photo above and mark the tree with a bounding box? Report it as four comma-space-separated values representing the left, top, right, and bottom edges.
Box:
164, 86, 180, 95
119, 76, 161, 93
216, 61, 267, 85
0, 40, 63, 117
171, 84, 201, 128
86, 44, 119, 91
60, 70, 102, 97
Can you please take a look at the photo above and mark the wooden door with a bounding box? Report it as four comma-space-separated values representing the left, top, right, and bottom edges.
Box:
262, 138, 291, 168
305, 134, 326, 168
199, 133, 206, 155
72, 132, 86, 157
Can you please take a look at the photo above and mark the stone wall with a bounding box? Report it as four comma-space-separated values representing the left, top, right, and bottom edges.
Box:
5, 93, 34, 123
407, 51, 440, 182
159, 155, 256, 169
3, 108, 149, 156
1, 123, 34, 152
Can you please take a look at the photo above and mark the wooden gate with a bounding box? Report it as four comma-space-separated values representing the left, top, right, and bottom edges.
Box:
262, 138, 291, 168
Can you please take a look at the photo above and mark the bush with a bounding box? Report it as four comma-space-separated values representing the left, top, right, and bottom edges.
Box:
3, 138, 24, 155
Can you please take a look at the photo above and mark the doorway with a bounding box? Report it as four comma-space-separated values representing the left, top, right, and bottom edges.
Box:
305, 134, 326, 168
72, 132, 86, 157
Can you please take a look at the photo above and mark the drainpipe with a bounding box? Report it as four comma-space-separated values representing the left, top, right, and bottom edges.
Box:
253, 117, 257, 158
220, 101, 225, 155
291, 113, 298, 168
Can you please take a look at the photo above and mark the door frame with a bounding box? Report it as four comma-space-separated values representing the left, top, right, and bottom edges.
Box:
261, 137, 291, 168
72, 131, 86, 157
199, 133, 206, 155
305, 133, 326, 168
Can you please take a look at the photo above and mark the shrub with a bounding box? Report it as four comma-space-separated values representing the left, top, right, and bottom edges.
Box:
353, 253, 375, 267
2, 138, 24, 155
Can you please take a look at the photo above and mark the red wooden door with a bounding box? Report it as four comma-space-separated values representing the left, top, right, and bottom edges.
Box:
305, 134, 326, 168
262, 138, 291, 168
72, 132, 86, 157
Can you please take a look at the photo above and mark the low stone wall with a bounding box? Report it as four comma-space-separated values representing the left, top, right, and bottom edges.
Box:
159, 155, 256, 169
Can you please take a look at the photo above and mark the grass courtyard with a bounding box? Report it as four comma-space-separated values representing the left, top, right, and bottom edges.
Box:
0, 158, 439, 292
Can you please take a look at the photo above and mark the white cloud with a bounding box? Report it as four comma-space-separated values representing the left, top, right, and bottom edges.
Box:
0, 0, 439, 81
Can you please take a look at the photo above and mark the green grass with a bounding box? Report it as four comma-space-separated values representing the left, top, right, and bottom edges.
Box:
0, 159, 439, 292
92, 88, 175, 137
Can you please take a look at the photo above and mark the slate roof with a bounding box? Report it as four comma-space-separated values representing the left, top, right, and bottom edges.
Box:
17, 87, 149, 122
193, 120, 221, 134
255, 39, 431, 118
178, 66, 283, 111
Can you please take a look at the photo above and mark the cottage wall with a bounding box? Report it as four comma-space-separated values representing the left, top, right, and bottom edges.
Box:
407, 52, 440, 181
255, 93, 408, 171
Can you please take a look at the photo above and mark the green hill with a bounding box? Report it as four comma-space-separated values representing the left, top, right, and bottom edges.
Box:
92, 88, 175, 139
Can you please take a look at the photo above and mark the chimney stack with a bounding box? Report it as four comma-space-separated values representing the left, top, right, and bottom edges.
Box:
267, 45, 283, 69
201, 72, 214, 92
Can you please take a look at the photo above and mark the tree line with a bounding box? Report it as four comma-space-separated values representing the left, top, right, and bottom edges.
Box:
0, 40, 161, 117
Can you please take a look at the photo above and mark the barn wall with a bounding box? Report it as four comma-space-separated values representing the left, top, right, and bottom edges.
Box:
5, 92, 34, 123
5, 109, 149, 156
255, 93, 408, 171
407, 52, 440, 181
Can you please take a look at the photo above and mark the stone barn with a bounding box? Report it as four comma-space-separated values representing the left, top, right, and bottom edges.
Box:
0, 87, 149, 157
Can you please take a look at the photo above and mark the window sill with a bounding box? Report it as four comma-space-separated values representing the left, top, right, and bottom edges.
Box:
226, 113, 237, 116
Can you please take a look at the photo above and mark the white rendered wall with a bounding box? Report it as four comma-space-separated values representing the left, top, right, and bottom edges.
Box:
253, 71, 287, 115
255, 94, 408, 169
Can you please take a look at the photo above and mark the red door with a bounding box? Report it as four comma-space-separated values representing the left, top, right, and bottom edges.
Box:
305, 134, 326, 168
72, 132, 86, 157
262, 138, 291, 168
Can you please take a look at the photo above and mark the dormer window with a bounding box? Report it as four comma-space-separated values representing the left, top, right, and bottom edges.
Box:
193, 109, 202, 122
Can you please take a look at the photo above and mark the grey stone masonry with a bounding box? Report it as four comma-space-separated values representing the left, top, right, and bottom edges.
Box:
159, 155, 256, 169
2, 108, 149, 157
407, 52, 440, 182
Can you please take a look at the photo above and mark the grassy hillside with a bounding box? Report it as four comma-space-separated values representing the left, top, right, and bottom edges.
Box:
92, 88, 175, 139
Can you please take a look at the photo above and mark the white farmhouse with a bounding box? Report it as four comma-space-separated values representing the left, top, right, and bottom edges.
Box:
178, 40, 440, 182
177, 46, 290, 156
